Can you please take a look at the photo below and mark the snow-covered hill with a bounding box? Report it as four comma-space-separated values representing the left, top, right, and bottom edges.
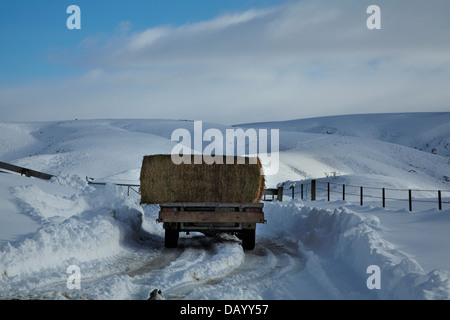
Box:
240, 112, 450, 157
0, 113, 449, 300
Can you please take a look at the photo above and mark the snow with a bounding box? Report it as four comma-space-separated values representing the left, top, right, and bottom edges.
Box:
0, 113, 449, 300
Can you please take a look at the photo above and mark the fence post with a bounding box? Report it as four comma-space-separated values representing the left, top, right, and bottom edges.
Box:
409, 189, 412, 212
311, 180, 316, 201
327, 182, 330, 201
277, 186, 283, 202
438, 190, 442, 211
382, 188, 385, 208
342, 184, 345, 201
301, 184, 303, 199
360, 186, 363, 206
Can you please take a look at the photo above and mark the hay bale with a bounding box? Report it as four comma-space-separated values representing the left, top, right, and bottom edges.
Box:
140, 154, 265, 204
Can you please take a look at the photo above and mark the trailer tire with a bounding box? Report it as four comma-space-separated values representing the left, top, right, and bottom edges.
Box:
165, 228, 179, 248
241, 229, 256, 250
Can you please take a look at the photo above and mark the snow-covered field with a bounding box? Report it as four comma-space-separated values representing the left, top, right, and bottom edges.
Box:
0, 113, 449, 300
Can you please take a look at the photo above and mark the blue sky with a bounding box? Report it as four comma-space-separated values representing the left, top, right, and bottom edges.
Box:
1, 0, 284, 82
1, 0, 449, 124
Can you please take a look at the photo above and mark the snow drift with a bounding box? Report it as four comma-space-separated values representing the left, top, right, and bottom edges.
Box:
261, 201, 450, 299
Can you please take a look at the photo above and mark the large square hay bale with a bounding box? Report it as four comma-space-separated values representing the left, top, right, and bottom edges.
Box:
140, 154, 265, 204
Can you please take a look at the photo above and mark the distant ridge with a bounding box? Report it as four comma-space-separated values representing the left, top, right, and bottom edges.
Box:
237, 112, 450, 157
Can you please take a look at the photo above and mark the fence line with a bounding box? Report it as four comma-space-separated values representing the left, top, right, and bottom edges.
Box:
86, 177, 141, 197
85, 176, 450, 211
285, 180, 450, 211
0, 161, 55, 180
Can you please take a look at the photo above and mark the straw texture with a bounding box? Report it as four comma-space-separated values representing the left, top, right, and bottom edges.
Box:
140, 154, 265, 204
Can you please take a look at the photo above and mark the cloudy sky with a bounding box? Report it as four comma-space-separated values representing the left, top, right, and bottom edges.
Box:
1, 0, 449, 124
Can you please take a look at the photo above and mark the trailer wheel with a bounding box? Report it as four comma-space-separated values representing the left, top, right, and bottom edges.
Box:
241, 229, 256, 250
165, 228, 179, 248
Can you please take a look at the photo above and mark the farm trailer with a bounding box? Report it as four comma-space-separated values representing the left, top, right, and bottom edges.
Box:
157, 202, 265, 250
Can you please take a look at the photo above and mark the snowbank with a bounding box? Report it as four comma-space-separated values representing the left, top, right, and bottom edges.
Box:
0, 175, 145, 295
261, 201, 450, 299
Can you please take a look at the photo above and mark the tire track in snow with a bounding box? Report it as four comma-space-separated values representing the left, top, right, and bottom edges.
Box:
193, 237, 307, 299
130, 235, 241, 299
131, 235, 307, 300
1, 233, 314, 300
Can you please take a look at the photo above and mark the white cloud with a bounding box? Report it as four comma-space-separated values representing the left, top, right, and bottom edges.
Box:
1, 0, 450, 123
127, 26, 172, 52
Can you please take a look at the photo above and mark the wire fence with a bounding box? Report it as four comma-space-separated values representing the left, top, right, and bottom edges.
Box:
86, 176, 450, 212
86, 176, 141, 201
282, 179, 450, 212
